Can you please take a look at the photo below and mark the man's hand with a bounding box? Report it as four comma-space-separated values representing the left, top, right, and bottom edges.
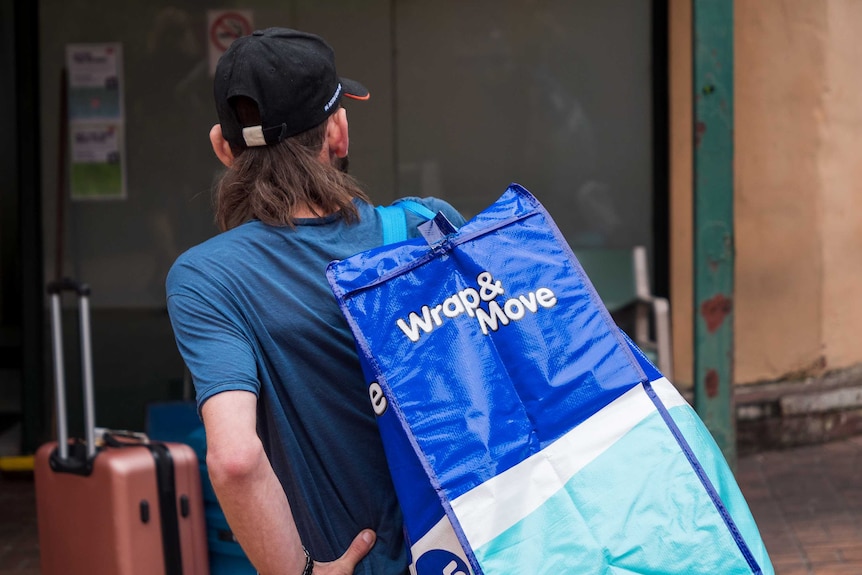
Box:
312, 530, 376, 575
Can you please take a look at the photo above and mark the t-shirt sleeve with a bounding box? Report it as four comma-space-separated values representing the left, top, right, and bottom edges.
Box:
166, 260, 260, 415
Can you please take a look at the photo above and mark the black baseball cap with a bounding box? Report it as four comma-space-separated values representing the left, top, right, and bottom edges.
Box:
214, 27, 370, 148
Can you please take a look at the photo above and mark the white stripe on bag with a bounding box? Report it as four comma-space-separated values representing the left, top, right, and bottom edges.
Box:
450, 378, 684, 550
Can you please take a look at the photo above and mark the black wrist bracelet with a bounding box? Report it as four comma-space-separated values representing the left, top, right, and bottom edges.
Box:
301, 546, 314, 575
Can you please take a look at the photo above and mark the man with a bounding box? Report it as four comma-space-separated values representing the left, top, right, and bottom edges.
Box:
166, 28, 465, 575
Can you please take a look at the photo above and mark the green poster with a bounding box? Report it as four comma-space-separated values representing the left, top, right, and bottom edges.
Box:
66, 43, 126, 201
69, 122, 124, 200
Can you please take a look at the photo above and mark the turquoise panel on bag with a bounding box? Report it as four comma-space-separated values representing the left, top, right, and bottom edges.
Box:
328, 184, 773, 575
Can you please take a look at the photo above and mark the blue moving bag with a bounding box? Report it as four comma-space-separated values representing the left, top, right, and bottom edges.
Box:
329, 184, 773, 575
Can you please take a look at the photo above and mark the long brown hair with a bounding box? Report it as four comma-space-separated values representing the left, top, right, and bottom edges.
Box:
214, 98, 369, 231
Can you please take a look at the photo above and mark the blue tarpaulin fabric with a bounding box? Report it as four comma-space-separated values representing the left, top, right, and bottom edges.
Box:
327, 184, 773, 575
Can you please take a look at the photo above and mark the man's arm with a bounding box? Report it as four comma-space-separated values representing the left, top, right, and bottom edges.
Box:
202, 390, 375, 575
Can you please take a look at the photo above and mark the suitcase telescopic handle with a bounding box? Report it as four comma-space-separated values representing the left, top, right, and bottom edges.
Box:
46, 278, 96, 460
46, 278, 91, 296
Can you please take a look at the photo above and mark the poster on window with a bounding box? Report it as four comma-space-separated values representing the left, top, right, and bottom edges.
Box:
68, 122, 124, 200
207, 10, 254, 76
66, 43, 126, 200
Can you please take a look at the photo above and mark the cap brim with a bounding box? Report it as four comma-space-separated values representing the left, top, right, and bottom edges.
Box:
341, 77, 370, 101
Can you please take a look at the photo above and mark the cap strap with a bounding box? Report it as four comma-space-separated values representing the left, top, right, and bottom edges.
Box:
242, 123, 289, 147
242, 126, 267, 147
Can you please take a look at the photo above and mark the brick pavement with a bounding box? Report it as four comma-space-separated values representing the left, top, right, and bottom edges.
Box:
2, 435, 861, 574
736, 434, 862, 575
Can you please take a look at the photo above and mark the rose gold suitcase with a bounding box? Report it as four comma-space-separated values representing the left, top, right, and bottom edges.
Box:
34, 279, 209, 575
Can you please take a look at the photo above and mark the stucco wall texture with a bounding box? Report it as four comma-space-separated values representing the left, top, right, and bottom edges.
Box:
670, 0, 862, 388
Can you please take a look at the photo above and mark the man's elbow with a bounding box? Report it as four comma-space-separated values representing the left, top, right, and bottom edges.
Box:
207, 440, 266, 487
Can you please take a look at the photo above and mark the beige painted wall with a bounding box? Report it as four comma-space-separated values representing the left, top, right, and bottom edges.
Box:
821, 1, 862, 370
670, 0, 862, 388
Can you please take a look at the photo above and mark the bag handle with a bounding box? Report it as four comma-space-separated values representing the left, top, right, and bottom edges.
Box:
394, 199, 436, 220
99, 428, 151, 447
376, 204, 409, 245
376, 200, 457, 246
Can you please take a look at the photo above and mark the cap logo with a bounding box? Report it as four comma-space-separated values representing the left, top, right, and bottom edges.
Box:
324, 83, 342, 113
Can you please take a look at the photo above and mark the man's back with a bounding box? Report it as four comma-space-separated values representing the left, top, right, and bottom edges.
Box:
167, 197, 464, 573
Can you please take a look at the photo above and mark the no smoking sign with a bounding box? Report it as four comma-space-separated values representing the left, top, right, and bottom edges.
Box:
207, 10, 254, 75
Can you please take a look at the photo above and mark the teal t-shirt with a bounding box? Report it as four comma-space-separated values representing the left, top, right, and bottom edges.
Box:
166, 197, 465, 575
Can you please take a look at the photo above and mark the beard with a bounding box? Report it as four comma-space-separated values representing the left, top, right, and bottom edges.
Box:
332, 155, 349, 174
